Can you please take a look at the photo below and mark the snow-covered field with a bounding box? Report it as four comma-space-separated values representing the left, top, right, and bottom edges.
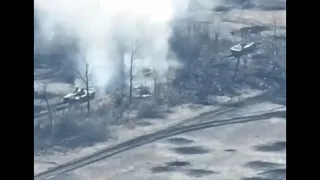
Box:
34, 103, 220, 174
45, 100, 285, 180
34, 0, 286, 179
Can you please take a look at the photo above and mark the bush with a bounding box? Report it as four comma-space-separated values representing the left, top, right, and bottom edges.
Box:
34, 113, 109, 151
137, 100, 167, 119
55, 119, 108, 148
214, 5, 232, 12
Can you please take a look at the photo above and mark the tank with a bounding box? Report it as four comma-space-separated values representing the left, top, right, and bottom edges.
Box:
230, 42, 257, 57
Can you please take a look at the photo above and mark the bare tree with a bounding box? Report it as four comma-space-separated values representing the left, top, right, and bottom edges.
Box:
129, 40, 141, 103
153, 71, 157, 95
40, 83, 53, 133
141, 67, 157, 95
213, 31, 220, 54
271, 13, 278, 70
233, 55, 241, 80
76, 59, 91, 114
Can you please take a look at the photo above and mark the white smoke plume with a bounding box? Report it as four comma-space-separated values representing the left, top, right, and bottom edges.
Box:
34, 0, 189, 91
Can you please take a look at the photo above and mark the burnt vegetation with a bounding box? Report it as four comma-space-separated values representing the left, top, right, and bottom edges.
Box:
34, 10, 286, 153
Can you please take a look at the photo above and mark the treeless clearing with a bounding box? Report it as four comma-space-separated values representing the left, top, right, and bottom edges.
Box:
222, 10, 286, 28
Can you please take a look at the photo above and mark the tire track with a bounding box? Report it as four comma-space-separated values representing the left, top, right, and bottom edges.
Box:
169, 90, 274, 128
34, 110, 285, 180
34, 103, 67, 118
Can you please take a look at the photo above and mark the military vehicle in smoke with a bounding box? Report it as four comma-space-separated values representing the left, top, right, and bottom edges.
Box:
215, 41, 261, 60
141, 67, 153, 77
63, 87, 96, 103
133, 85, 152, 98
230, 42, 258, 57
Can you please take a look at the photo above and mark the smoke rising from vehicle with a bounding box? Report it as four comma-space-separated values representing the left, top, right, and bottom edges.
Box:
34, 0, 188, 91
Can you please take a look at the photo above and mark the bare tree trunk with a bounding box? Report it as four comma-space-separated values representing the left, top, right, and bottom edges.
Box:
67, 103, 72, 115
117, 43, 126, 92
233, 56, 241, 79
272, 14, 278, 71
45, 101, 53, 127
187, 19, 191, 38
128, 41, 141, 104
85, 64, 90, 114
240, 29, 244, 43
186, 39, 193, 77
76, 61, 91, 115
129, 55, 133, 104
42, 83, 53, 134
154, 75, 157, 95
214, 32, 219, 54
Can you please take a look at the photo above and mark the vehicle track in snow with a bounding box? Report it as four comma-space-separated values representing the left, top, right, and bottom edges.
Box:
34, 108, 285, 180
34, 102, 68, 118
